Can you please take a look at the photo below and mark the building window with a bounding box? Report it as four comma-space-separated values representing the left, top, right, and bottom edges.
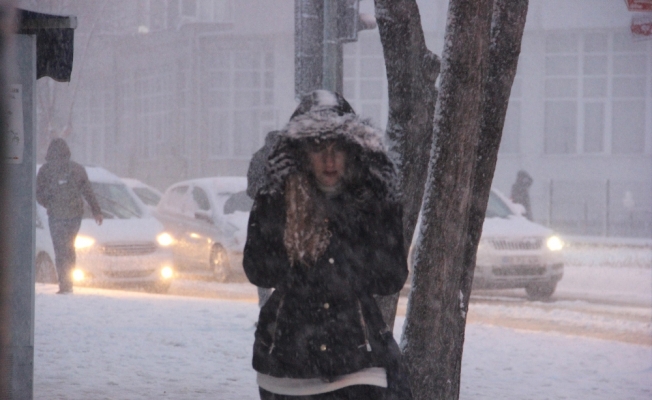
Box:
72, 84, 111, 165
201, 41, 276, 158
180, 0, 232, 23
611, 33, 647, 154
544, 31, 650, 155
342, 32, 387, 129
134, 66, 175, 159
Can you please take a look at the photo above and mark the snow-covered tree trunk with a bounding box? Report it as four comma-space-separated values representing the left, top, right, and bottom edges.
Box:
373, 0, 440, 331
401, 0, 529, 399
460, 0, 530, 324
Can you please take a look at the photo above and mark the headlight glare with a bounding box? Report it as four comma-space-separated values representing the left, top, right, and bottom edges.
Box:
72, 269, 85, 282
160, 266, 174, 279
546, 235, 564, 251
156, 232, 174, 247
74, 235, 95, 249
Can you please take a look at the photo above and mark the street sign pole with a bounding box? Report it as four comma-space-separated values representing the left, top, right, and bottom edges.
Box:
322, 0, 340, 93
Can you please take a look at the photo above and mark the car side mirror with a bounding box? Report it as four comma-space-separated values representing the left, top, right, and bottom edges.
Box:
194, 210, 214, 225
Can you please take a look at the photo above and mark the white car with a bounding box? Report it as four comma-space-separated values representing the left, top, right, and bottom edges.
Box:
154, 177, 252, 282
410, 189, 564, 300
122, 178, 163, 211
36, 166, 176, 292
474, 189, 564, 299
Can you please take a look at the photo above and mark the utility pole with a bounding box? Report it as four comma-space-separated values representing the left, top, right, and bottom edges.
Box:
295, 0, 375, 98
2, 10, 77, 400
322, 0, 340, 92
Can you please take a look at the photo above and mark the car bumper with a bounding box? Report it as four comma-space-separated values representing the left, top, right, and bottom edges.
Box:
474, 252, 564, 289
73, 250, 175, 286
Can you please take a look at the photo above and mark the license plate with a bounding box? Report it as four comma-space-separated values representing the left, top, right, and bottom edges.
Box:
501, 256, 539, 265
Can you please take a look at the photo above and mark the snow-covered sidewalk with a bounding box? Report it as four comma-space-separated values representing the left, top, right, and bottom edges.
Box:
34, 284, 651, 400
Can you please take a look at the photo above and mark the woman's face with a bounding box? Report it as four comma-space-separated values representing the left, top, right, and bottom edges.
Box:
307, 142, 347, 188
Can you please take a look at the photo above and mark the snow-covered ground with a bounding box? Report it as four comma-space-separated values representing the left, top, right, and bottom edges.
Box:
33, 284, 652, 400
33, 244, 651, 399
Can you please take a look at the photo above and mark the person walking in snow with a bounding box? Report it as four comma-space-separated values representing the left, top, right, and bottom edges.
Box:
243, 90, 411, 400
36, 138, 103, 294
511, 169, 533, 221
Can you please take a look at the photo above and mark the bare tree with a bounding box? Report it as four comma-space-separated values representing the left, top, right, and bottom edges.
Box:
372, 0, 440, 331
374, 0, 529, 399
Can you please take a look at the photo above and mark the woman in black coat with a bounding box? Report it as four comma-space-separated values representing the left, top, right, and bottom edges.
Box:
244, 90, 410, 400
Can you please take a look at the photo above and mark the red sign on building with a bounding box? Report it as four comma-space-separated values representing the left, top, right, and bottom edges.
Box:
625, 0, 652, 12
631, 15, 652, 39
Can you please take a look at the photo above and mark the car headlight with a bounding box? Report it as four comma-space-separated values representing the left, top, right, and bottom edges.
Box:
156, 232, 175, 247
74, 235, 95, 249
72, 269, 85, 282
546, 235, 564, 251
160, 266, 174, 279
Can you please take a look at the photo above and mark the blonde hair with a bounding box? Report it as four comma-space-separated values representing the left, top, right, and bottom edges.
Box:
283, 174, 332, 267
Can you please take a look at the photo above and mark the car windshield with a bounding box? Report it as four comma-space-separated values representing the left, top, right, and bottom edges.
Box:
133, 187, 161, 206
220, 190, 253, 215
84, 182, 144, 219
485, 191, 513, 219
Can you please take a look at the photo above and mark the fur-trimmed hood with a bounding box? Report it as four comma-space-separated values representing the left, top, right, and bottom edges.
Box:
264, 92, 399, 203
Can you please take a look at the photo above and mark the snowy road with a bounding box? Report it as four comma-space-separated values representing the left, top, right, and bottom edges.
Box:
165, 263, 652, 346
32, 246, 651, 398
33, 283, 651, 400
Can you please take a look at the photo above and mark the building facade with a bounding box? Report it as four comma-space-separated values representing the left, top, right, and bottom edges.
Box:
24, 0, 651, 237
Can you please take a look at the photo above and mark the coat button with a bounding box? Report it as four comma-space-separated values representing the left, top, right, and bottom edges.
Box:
328, 258, 334, 264
320, 344, 327, 351
323, 303, 330, 309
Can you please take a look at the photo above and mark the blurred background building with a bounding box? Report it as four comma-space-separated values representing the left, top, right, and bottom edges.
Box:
17, 0, 652, 238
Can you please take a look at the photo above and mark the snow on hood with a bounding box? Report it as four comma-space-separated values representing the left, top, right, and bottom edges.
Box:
265, 108, 399, 203
79, 216, 165, 244
482, 215, 553, 238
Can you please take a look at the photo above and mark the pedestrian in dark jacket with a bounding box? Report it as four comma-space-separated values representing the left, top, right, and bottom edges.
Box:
511, 170, 533, 221
244, 90, 411, 400
36, 138, 103, 294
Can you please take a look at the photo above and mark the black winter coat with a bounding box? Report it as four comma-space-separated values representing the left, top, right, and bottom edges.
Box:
243, 189, 408, 380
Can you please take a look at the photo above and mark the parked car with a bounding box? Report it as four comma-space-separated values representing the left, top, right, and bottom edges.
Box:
409, 188, 564, 300
35, 205, 57, 284
154, 177, 252, 282
35, 165, 176, 292
122, 178, 163, 210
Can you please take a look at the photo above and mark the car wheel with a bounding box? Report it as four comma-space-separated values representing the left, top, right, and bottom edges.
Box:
210, 245, 230, 283
35, 252, 57, 284
525, 280, 557, 301
145, 281, 171, 294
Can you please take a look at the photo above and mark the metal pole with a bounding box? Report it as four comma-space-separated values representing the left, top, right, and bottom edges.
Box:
547, 179, 553, 228
605, 179, 610, 237
322, 0, 339, 92
5, 33, 37, 400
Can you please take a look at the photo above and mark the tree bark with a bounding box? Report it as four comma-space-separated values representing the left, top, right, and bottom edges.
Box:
401, 0, 529, 399
460, 0, 530, 321
373, 0, 440, 331
401, 0, 494, 399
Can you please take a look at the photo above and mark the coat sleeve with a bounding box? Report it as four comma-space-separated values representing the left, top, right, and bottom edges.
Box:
243, 193, 291, 288
362, 201, 408, 296
35, 166, 51, 209
77, 165, 102, 217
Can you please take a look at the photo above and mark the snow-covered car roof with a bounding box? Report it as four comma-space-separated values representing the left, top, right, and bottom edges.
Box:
84, 166, 126, 184
168, 177, 248, 194
122, 177, 162, 193
37, 164, 125, 185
